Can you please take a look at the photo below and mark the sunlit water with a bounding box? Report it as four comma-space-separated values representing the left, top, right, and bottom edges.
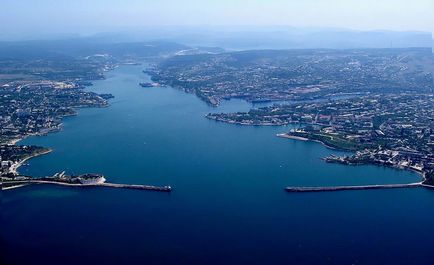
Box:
3, 65, 434, 265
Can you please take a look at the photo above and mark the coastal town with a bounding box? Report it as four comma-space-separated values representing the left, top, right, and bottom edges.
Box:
0, 80, 113, 145
0, 73, 118, 184
207, 93, 434, 185
4, 2, 434, 264
148, 47, 434, 186
0, 78, 115, 178
0, 41, 186, 189
1, 41, 433, 190
149, 48, 433, 106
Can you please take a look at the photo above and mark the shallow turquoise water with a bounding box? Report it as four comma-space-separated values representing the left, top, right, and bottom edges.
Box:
3, 65, 434, 265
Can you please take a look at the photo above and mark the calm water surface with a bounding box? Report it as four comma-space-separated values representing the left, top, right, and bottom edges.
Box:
3, 65, 434, 265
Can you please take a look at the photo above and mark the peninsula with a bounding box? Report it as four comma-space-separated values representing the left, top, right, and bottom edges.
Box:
149, 47, 434, 190
0, 41, 186, 190
2, 171, 172, 192
209, 93, 434, 188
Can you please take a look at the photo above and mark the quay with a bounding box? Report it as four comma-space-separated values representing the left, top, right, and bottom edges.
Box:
2, 180, 172, 192
285, 182, 423, 192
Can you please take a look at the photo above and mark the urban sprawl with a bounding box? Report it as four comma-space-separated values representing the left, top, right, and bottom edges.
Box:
1, 43, 434, 187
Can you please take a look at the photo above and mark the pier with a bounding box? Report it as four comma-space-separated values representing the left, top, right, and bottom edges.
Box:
2, 180, 172, 192
285, 182, 423, 192
98, 182, 172, 192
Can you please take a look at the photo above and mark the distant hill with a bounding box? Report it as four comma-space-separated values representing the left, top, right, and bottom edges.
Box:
171, 29, 433, 50
82, 27, 433, 50
2, 27, 432, 52
0, 39, 190, 60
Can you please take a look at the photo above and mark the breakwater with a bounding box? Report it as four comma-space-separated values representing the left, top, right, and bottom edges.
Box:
285, 182, 422, 192
2, 180, 172, 192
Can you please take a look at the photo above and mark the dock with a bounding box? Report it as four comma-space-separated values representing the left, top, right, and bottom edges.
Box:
285, 182, 422, 192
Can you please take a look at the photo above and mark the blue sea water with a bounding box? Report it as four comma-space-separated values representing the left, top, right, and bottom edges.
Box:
3, 65, 434, 265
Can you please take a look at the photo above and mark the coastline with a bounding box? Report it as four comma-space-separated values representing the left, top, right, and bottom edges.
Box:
276, 133, 308, 141
2, 81, 113, 178
206, 116, 287, 126
2, 112, 75, 146
277, 132, 428, 184
7, 138, 21, 145
2, 183, 29, 190
276, 133, 338, 150
9, 148, 53, 175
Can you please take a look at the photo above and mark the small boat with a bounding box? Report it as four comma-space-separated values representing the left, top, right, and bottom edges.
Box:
139, 82, 154, 87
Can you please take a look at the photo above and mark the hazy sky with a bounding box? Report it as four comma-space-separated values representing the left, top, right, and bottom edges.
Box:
2, 0, 433, 39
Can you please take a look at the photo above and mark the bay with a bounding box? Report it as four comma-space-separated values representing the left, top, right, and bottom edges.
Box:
3, 64, 434, 265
